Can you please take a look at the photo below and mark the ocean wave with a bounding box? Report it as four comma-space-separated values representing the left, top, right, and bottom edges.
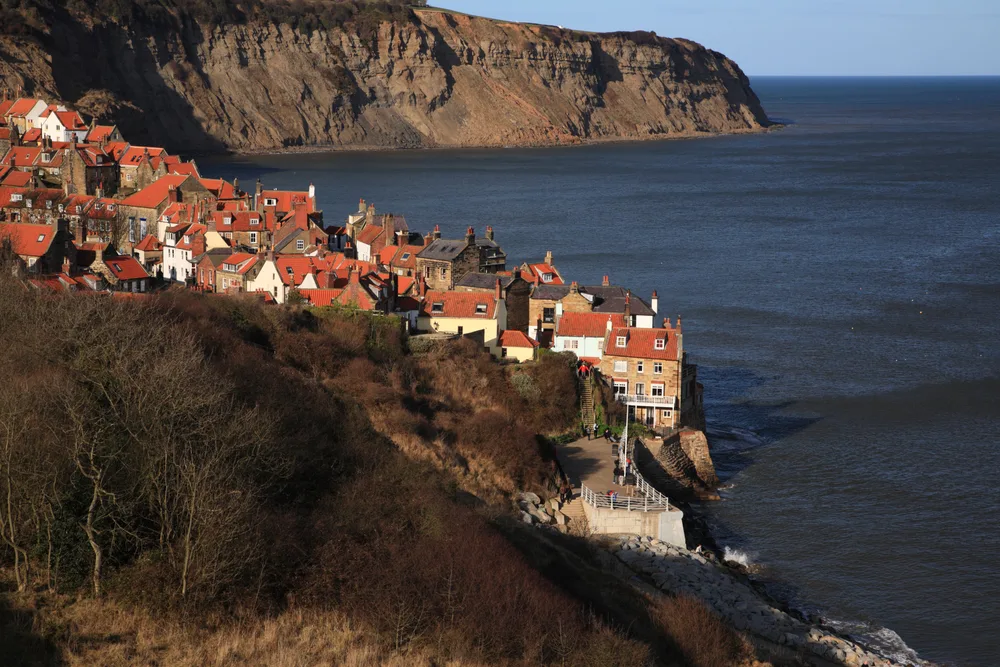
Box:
826, 618, 924, 665
722, 546, 755, 568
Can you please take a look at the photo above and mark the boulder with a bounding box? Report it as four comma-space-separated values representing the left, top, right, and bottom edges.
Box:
518, 491, 541, 505
520, 511, 534, 524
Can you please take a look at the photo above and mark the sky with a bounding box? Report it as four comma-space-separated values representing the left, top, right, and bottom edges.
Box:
436, 1, 1000, 76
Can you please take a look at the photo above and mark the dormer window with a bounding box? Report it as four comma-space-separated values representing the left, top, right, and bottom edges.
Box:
285, 266, 294, 275
616, 335, 626, 348
431, 302, 444, 313
296, 239, 305, 250
264, 198, 277, 207
11, 194, 22, 202
654, 338, 665, 350
249, 217, 259, 226
108, 205, 116, 212
46, 200, 53, 209
36, 234, 45, 242
26, 200, 32, 209
223, 216, 232, 225
75, 205, 81, 213
475, 303, 487, 314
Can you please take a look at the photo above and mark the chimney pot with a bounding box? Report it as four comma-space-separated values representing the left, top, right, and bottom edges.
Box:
602, 274, 610, 287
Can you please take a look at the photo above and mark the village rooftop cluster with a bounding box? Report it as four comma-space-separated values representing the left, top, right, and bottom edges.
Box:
0, 93, 702, 433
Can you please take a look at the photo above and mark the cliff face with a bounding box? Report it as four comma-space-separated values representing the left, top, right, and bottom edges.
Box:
0, 9, 771, 153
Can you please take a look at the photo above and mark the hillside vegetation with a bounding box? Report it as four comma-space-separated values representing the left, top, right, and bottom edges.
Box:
0, 276, 754, 666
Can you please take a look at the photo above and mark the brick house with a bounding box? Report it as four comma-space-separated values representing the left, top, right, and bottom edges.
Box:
193, 249, 231, 292
61, 145, 119, 196
597, 318, 702, 432
528, 281, 593, 344
455, 269, 532, 334
416, 227, 506, 291
215, 252, 262, 293
118, 174, 213, 250
415, 282, 508, 358
0, 221, 74, 273
521, 250, 564, 285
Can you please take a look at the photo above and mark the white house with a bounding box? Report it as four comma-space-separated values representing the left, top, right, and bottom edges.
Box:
39, 108, 88, 143
552, 311, 627, 361
162, 222, 206, 283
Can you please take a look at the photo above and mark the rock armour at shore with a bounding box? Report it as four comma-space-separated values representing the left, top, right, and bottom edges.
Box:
614, 536, 920, 667
0, 10, 771, 152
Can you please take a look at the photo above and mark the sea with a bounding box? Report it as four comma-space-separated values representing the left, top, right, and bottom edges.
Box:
201, 77, 1000, 666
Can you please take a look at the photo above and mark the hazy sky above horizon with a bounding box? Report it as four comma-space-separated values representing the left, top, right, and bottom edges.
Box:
436, 1, 999, 76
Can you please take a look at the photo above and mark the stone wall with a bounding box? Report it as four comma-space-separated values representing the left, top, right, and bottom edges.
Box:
581, 501, 685, 547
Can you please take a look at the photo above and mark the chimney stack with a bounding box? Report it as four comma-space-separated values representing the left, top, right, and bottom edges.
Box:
486, 226, 494, 241
570, 280, 579, 294
466, 226, 475, 245
602, 274, 610, 287
664, 318, 671, 329
433, 224, 441, 240
651, 289, 658, 315
308, 183, 315, 202
418, 275, 427, 297
495, 278, 502, 300
544, 250, 553, 266
358, 198, 366, 213
676, 316, 682, 332
624, 290, 632, 321
396, 229, 407, 247
62, 255, 71, 276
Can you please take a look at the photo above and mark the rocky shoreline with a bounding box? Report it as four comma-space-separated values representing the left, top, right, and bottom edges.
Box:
612, 535, 931, 667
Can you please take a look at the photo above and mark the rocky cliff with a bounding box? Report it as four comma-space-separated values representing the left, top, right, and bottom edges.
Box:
0, 7, 771, 153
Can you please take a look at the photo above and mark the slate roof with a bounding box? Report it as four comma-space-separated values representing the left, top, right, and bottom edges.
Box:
583, 285, 655, 316
418, 238, 468, 261
530, 284, 571, 301
457, 273, 515, 290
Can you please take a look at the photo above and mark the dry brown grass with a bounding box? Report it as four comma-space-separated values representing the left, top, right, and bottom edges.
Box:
651, 595, 754, 667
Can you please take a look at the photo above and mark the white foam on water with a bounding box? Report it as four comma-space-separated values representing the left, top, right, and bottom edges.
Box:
722, 546, 755, 567
826, 618, 923, 665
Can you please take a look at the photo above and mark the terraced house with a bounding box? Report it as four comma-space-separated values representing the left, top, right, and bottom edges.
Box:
416, 226, 506, 290
597, 318, 703, 432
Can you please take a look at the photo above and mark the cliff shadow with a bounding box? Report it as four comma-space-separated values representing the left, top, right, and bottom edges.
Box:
45, 9, 230, 156
0, 590, 64, 667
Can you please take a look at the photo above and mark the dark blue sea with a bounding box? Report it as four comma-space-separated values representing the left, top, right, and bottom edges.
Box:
202, 77, 1000, 666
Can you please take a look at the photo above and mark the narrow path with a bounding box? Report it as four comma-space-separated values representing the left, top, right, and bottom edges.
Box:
557, 435, 636, 497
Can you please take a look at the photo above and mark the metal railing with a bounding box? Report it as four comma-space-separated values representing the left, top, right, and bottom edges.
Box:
580, 484, 669, 512
615, 394, 675, 406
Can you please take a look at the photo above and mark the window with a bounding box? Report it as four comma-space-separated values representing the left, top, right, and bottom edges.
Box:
613, 360, 627, 373
651, 384, 665, 398
637, 361, 644, 373
440, 268, 447, 279
58, 204, 64, 212
11, 194, 21, 202
249, 217, 259, 226
249, 231, 258, 245
36, 234, 45, 242
597, 339, 604, 351
543, 307, 555, 323
501, 347, 508, 358
264, 198, 277, 207
654, 338, 665, 350
296, 239, 305, 250
569, 340, 579, 350
285, 266, 294, 275
431, 302, 444, 313
662, 409, 672, 419
128, 220, 135, 243
616, 335, 626, 348
634, 383, 644, 396
654, 362, 663, 375
139, 218, 147, 237
46, 200, 52, 209
224, 216, 232, 225
127, 173, 133, 181
613, 381, 628, 396
475, 303, 487, 314
75, 205, 81, 213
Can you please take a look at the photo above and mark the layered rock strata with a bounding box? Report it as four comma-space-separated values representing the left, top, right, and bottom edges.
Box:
0, 9, 771, 153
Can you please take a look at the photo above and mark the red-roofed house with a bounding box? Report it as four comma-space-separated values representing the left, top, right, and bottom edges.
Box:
553, 311, 627, 360
215, 253, 262, 293
597, 319, 702, 431
85, 124, 123, 145
0, 222, 73, 273
520, 250, 564, 286
3, 98, 48, 133
498, 329, 539, 363
118, 145, 168, 192
98, 254, 150, 292
133, 234, 162, 273
415, 283, 508, 358
39, 108, 88, 143
119, 174, 212, 250
61, 144, 119, 196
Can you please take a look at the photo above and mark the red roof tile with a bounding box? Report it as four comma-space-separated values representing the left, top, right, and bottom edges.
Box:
6, 99, 43, 118
120, 174, 190, 209
86, 125, 117, 143
104, 255, 148, 281
556, 312, 627, 338
134, 234, 161, 252
420, 290, 499, 319
0, 223, 55, 257
499, 330, 539, 348
604, 327, 678, 361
